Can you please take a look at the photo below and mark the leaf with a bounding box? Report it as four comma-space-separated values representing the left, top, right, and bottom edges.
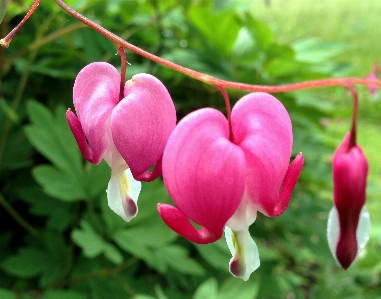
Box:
218, 277, 260, 299
25, 101, 83, 175
293, 38, 347, 63
72, 221, 105, 258
103, 244, 123, 264
1, 248, 47, 278
0, 0, 8, 24
192, 278, 218, 299
195, 238, 230, 272
154, 245, 205, 275
33, 165, 87, 201
43, 290, 86, 299
0, 289, 16, 299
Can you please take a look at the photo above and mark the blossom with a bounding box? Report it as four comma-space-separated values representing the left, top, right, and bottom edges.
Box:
327, 133, 370, 269
158, 92, 303, 280
66, 62, 176, 221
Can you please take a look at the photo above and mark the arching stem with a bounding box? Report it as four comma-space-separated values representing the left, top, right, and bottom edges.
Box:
54, 0, 381, 94
0, 0, 40, 48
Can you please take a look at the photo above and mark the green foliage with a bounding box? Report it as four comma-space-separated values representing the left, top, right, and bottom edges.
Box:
0, 1, 380, 299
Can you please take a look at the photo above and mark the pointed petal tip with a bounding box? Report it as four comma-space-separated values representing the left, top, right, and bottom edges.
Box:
158, 204, 221, 244
132, 156, 163, 182
271, 152, 304, 217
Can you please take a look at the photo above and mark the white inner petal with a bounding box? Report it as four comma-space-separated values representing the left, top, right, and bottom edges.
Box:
224, 226, 260, 281
327, 205, 371, 265
327, 206, 340, 265
107, 168, 142, 222
356, 206, 371, 254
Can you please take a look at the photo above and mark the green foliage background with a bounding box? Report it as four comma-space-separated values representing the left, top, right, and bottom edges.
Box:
0, 0, 380, 298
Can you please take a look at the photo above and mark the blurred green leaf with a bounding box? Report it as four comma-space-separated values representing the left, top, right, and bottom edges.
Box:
42, 290, 86, 299
0, 289, 16, 299
1, 248, 47, 277
218, 277, 259, 299
193, 278, 218, 299
72, 221, 105, 258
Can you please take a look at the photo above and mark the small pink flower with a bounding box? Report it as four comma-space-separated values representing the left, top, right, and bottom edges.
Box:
67, 62, 176, 221
327, 133, 370, 269
158, 92, 303, 280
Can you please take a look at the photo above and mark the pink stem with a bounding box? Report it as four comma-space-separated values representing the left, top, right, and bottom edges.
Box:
0, 0, 40, 48
55, 0, 381, 93
345, 85, 359, 149
117, 46, 127, 101
216, 86, 233, 141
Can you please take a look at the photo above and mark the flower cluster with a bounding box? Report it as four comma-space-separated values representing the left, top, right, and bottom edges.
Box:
67, 62, 370, 280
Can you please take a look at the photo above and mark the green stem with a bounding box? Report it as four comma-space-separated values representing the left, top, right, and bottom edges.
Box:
0, 193, 42, 239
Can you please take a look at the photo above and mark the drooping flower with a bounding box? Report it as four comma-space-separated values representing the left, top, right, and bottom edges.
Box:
158, 92, 304, 280
327, 133, 370, 269
67, 62, 176, 221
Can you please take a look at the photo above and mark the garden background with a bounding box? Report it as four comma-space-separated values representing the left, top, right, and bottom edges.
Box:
0, 0, 381, 298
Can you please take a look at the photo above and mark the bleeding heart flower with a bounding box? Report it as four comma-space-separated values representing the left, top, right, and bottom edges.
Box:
67, 62, 176, 221
158, 92, 304, 280
327, 133, 370, 269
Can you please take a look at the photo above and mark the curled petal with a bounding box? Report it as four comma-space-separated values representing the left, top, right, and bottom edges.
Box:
231, 93, 295, 216
273, 152, 304, 217
162, 108, 246, 239
157, 204, 220, 244
225, 226, 260, 281
73, 62, 120, 164
107, 168, 142, 222
112, 73, 176, 181
66, 109, 93, 163
327, 205, 370, 269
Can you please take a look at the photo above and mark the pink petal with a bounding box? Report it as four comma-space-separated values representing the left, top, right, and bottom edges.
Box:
161, 108, 246, 241
111, 73, 176, 181
73, 62, 120, 164
332, 133, 368, 269
66, 109, 93, 163
274, 152, 304, 216
158, 204, 220, 244
231, 92, 294, 216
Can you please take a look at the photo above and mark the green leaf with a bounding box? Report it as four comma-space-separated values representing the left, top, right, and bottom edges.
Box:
103, 243, 124, 264
218, 277, 260, 299
193, 278, 218, 299
134, 296, 156, 299
293, 38, 347, 63
33, 165, 87, 201
154, 245, 205, 275
195, 238, 230, 272
25, 101, 83, 175
43, 290, 86, 299
1, 248, 46, 278
188, 6, 241, 56
72, 221, 105, 258
0, 289, 16, 299
0, 0, 8, 24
